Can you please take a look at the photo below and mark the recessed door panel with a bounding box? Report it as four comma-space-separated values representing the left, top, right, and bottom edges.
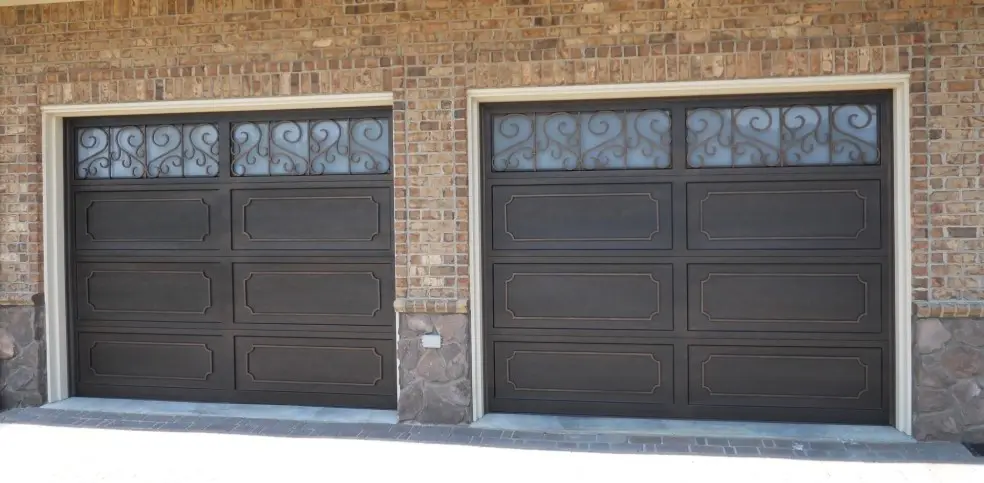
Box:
491, 183, 672, 251
235, 336, 395, 396
232, 187, 392, 251
688, 180, 882, 250
493, 263, 673, 331
689, 345, 884, 410
233, 263, 393, 326
77, 331, 232, 389
689, 264, 883, 333
75, 262, 231, 324
493, 342, 673, 405
75, 190, 224, 251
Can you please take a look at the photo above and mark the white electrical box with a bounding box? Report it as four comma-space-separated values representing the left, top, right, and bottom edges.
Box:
421, 333, 442, 349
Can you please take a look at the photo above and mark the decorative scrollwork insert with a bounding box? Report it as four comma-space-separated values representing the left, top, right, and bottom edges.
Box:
686, 104, 880, 167
231, 118, 391, 176
76, 124, 220, 179
491, 110, 672, 171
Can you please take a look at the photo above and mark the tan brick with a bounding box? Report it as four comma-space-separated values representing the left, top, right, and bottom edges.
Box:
0, 0, 980, 312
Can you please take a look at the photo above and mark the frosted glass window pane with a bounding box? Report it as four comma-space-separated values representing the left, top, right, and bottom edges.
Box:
348, 119, 391, 174
830, 105, 879, 164
687, 104, 880, 168
232, 118, 391, 176
491, 109, 671, 172
76, 123, 219, 179
492, 114, 535, 171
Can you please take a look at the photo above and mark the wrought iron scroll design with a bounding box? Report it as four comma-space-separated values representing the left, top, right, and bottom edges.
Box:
491, 110, 672, 171
231, 118, 391, 176
686, 104, 880, 167
76, 124, 220, 179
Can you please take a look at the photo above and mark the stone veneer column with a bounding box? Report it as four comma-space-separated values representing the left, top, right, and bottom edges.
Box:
397, 313, 472, 424
0, 295, 45, 409
913, 317, 984, 442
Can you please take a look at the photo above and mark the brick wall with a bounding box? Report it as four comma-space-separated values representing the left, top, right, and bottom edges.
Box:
0, 0, 981, 314
1, 0, 984, 437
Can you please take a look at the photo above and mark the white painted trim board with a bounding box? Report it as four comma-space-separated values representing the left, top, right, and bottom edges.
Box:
42, 93, 394, 403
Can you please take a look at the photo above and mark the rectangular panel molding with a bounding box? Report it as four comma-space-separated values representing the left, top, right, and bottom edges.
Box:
492, 342, 673, 405
232, 187, 392, 251
689, 345, 883, 410
688, 180, 882, 250
75, 190, 225, 251
688, 264, 883, 333
491, 183, 672, 251
234, 336, 395, 395
234, 263, 394, 326
77, 332, 233, 389
493, 263, 673, 331
75, 262, 231, 324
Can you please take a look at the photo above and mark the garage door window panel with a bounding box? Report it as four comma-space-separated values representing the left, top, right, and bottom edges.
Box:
231, 118, 391, 176
76, 123, 220, 179
686, 104, 880, 168
491, 109, 672, 172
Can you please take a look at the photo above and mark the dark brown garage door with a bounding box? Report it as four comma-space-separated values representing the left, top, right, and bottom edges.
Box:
68, 109, 396, 409
483, 92, 894, 425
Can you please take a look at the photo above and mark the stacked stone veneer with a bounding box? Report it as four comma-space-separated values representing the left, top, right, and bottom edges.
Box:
397, 314, 471, 425
0, 297, 44, 410
914, 318, 984, 441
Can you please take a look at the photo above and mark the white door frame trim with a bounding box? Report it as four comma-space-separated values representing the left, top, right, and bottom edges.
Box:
466, 74, 913, 435
41, 93, 395, 404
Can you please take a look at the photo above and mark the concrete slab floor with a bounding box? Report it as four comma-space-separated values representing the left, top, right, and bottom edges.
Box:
47, 398, 913, 444
45, 397, 398, 424
470, 413, 915, 444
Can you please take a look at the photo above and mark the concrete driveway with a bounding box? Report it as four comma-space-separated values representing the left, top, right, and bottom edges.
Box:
2, 421, 981, 483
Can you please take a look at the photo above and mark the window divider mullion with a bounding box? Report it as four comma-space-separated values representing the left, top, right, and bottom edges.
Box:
218, 121, 231, 180
670, 104, 688, 173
